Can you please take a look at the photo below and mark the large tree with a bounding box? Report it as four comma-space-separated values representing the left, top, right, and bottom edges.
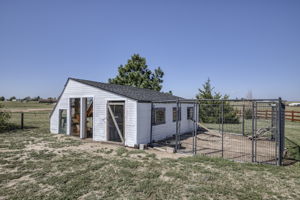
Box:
196, 79, 239, 124
108, 54, 164, 91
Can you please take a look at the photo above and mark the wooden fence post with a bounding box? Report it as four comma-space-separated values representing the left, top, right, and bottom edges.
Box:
292, 111, 294, 122
265, 110, 268, 119
21, 113, 24, 129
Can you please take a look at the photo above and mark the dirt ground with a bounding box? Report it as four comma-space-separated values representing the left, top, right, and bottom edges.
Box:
157, 129, 277, 164
43, 134, 188, 160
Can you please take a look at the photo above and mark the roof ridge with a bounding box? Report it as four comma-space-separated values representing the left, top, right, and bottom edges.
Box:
69, 77, 181, 98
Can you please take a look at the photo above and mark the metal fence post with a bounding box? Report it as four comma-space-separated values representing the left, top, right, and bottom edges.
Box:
251, 102, 255, 163
254, 102, 257, 163
219, 104, 221, 133
175, 99, 179, 152
221, 101, 224, 158
192, 102, 195, 154
277, 97, 285, 166
21, 113, 24, 129
242, 104, 245, 136
195, 102, 198, 155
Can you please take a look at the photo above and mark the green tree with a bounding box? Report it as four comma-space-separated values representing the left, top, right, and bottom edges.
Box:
9, 96, 16, 101
32, 96, 40, 101
22, 96, 31, 101
0, 96, 5, 101
108, 54, 164, 91
196, 79, 239, 124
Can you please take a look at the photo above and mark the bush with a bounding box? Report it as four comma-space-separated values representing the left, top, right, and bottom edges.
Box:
0, 104, 11, 130
244, 108, 252, 119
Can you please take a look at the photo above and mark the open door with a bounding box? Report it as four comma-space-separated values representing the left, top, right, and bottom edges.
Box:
70, 98, 81, 137
107, 101, 125, 143
86, 97, 93, 138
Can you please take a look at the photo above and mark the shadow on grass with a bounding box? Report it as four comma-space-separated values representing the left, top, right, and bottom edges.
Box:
284, 137, 300, 163
283, 159, 298, 166
0, 123, 39, 133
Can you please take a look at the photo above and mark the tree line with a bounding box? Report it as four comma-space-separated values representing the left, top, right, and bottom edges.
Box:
0, 96, 57, 102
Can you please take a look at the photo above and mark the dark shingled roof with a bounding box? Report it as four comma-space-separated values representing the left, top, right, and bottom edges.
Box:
70, 78, 184, 102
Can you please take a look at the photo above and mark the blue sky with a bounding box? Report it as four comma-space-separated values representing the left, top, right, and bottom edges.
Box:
0, 0, 299, 100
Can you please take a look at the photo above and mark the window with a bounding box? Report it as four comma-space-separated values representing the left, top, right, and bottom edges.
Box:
59, 109, 67, 134
173, 107, 181, 122
187, 107, 194, 120
152, 108, 166, 125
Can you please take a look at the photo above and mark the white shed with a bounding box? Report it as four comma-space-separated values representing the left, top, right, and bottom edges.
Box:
50, 78, 195, 147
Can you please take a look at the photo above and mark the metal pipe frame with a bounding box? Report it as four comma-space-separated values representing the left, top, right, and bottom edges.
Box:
151, 98, 281, 104
151, 97, 285, 165
221, 101, 224, 158
175, 99, 179, 152
251, 101, 255, 162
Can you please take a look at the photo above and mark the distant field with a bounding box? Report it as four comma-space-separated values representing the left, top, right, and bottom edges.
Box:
285, 101, 300, 112
0, 101, 54, 112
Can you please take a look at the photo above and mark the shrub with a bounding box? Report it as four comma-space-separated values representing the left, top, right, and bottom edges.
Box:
244, 108, 252, 119
0, 103, 10, 130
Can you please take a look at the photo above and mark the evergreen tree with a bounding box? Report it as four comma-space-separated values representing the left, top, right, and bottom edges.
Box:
108, 54, 164, 91
196, 79, 239, 124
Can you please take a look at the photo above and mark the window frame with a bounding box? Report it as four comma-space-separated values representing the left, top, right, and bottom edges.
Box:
187, 107, 194, 120
152, 107, 166, 125
172, 107, 181, 122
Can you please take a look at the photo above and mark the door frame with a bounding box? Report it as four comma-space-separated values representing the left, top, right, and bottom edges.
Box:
68, 96, 95, 139
106, 101, 125, 144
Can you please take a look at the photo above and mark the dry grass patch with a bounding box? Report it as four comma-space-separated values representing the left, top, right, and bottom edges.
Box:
0, 127, 300, 200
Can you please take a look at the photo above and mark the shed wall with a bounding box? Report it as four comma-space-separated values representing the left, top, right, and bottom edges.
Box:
137, 102, 195, 144
50, 79, 137, 147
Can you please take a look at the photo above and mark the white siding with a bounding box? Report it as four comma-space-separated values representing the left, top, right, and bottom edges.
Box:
50, 79, 137, 147
136, 102, 195, 144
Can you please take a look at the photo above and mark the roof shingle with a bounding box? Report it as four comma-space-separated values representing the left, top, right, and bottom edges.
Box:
70, 78, 184, 102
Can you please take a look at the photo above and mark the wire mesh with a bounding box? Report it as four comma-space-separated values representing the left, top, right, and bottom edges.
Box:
168, 99, 285, 165
0, 112, 50, 131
